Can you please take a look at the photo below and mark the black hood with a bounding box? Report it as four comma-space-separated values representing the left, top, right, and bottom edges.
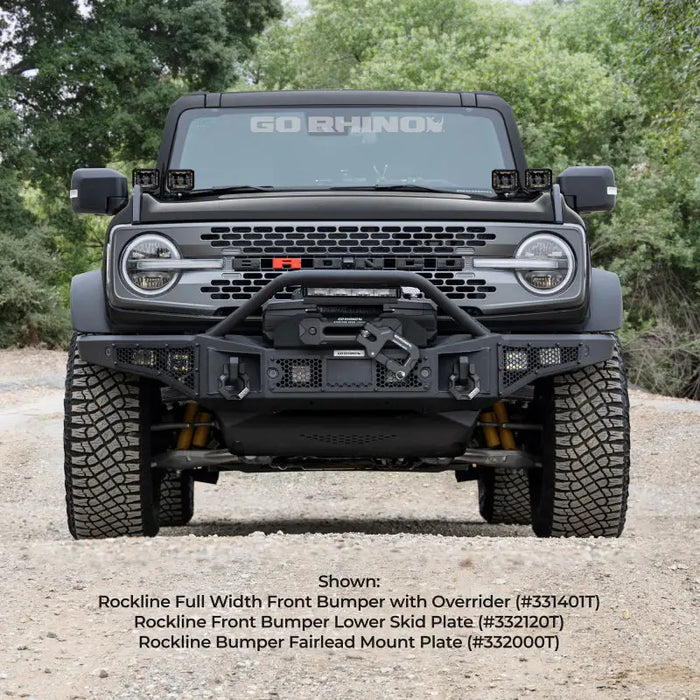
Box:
123, 190, 582, 226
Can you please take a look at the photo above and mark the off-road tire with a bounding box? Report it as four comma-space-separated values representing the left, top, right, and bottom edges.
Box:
530, 338, 630, 538
158, 471, 194, 527
64, 334, 159, 539
478, 467, 532, 525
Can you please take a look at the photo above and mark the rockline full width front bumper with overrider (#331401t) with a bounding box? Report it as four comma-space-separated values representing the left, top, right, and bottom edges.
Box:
77, 270, 615, 464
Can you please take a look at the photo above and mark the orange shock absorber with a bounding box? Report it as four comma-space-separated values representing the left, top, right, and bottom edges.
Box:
480, 411, 501, 448
192, 412, 211, 448
176, 401, 198, 450
493, 401, 516, 450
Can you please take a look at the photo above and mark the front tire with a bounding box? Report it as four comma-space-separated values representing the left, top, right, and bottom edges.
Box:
478, 467, 532, 525
530, 339, 630, 537
158, 471, 194, 527
64, 334, 159, 538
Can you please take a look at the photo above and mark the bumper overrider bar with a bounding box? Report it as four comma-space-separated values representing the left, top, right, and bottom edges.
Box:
78, 271, 614, 404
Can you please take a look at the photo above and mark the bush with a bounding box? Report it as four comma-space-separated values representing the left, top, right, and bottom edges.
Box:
0, 227, 71, 347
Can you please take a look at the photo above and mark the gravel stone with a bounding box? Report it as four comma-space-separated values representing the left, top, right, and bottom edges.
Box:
0, 350, 698, 699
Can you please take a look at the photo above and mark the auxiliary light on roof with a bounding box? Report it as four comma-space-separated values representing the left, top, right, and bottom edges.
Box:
132, 168, 160, 192
492, 169, 554, 194
492, 169, 519, 194
166, 169, 195, 192
525, 169, 553, 192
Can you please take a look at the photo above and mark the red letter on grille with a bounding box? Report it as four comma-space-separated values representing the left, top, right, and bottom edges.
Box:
272, 258, 302, 270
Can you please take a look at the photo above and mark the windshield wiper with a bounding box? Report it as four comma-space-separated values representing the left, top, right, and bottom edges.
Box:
328, 184, 461, 194
176, 185, 275, 197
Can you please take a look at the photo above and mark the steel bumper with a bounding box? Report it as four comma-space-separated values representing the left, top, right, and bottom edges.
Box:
82, 270, 614, 406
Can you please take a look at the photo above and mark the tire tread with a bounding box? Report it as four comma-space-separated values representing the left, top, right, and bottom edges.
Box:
158, 472, 194, 527
534, 340, 630, 537
479, 467, 531, 525
64, 335, 158, 538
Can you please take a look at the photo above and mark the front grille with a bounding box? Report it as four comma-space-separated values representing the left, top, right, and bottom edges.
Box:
202, 224, 496, 255
115, 346, 197, 390
201, 271, 496, 301
200, 223, 502, 302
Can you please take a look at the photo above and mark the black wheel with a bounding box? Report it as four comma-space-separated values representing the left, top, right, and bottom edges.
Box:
158, 471, 194, 526
478, 467, 532, 525
64, 334, 159, 538
530, 338, 630, 537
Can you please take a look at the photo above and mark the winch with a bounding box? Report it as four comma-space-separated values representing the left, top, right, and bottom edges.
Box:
263, 288, 436, 348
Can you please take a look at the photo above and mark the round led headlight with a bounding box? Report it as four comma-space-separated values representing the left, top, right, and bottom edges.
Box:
515, 233, 574, 295
120, 233, 181, 295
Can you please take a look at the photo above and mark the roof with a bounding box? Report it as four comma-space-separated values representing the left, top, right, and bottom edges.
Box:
182, 89, 501, 108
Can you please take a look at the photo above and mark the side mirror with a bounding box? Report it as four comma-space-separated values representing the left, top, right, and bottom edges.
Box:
70, 168, 128, 215
557, 166, 616, 213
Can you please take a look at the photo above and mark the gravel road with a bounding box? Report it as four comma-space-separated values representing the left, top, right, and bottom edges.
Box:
0, 348, 698, 699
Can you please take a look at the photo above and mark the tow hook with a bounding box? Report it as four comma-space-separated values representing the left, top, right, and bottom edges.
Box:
449, 356, 480, 400
356, 321, 420, 379
218, 356, 250, 400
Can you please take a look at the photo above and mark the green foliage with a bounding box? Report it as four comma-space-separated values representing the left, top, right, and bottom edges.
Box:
0, 225, 70, 347
2, 0, 283, 186
616, 0, 699, 113
0, 80, 70, 346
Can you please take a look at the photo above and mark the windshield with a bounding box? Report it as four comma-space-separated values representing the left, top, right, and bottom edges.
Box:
169, 106, 515, 195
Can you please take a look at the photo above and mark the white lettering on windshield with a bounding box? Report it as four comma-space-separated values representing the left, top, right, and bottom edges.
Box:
249, 115, 445, 134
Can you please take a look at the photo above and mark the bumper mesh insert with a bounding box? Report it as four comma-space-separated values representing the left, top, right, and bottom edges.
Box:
114, 346, 196, 390
501, 345, 579, 388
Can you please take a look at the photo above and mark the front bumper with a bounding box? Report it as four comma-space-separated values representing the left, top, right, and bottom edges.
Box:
81, 270, 612, 407
77, 330, 613, 407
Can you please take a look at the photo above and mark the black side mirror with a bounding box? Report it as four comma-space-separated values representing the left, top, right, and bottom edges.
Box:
557, 166, 616, 213
70, 168, 128, 215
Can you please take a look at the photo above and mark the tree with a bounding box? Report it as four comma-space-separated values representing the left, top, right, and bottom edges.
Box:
1, 0, 283, 188
0, 79, 68, 345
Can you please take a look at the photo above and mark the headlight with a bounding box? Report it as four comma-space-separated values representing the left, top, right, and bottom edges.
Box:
120, 234, 181, 295
515, 233, 574, 295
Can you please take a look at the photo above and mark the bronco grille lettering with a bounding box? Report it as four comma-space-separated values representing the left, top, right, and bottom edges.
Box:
272, 258, 302, 270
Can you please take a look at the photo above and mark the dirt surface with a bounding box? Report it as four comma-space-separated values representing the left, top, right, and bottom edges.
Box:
0, 347, 698, 699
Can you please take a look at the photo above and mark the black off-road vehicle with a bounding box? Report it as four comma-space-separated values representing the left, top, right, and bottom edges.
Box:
65, 90, 629, 539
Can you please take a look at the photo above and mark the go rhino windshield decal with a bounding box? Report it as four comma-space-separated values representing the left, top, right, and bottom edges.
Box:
250, 115, 446, 134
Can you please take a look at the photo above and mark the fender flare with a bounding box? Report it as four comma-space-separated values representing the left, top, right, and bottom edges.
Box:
583, 268, 623, 332
70, 269, 112, 333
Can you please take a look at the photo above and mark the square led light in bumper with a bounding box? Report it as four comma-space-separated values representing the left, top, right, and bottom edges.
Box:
291, 364, 312, 384
504, 349, 528, 371
538, 347, 562, 367
168, 350, 193, 375
130, 349, 156, 367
